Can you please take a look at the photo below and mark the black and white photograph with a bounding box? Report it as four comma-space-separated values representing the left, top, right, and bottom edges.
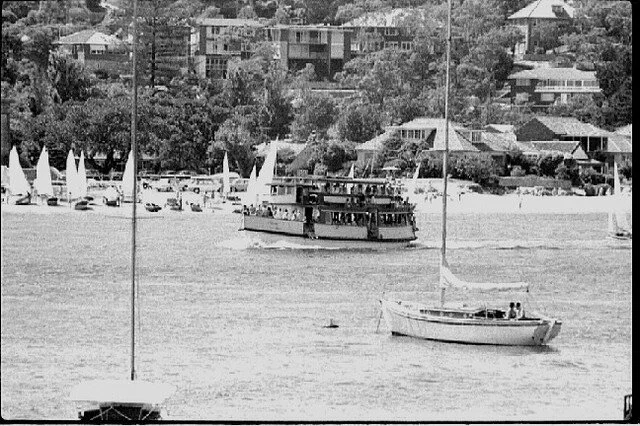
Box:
0, 0, 633, 422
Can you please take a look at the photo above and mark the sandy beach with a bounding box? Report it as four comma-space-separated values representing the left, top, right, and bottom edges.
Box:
1, 186, 632, 217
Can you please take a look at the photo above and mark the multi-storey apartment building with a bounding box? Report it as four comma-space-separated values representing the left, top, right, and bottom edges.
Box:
341, 9, 428, 55
267, 25, 351, 80
194, 18, 351, 81
506, 66, 600, 109
194, 18, 264, 79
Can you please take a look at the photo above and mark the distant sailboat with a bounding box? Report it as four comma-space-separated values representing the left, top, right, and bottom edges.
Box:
222, 151, 231, 199
379, 0, 561, 346
33, 146, 58, 205
70, 0, 175, 418
8, 146, 31, 205
608, 162, 631, 240
244, 163, 258, 207
65, 149, 79, 203
255, 140, 278, 204
77, 151, 88, 199
121, 151, 138, 203
404, 162, 421, 204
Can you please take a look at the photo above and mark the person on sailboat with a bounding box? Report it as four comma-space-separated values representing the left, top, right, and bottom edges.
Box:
516, 302, 525, 319
507, 302, 517, 320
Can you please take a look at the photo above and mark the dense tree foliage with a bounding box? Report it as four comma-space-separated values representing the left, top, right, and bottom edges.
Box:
1, 0, 632, 179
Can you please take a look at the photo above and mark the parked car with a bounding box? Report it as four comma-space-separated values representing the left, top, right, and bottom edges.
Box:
184, 176, 221, 194
152, 178, 175, 192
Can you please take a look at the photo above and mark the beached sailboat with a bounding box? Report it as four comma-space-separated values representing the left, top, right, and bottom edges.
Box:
121, 150, 140, 204
222, 151, 231, 199
33, 147, 58, 206
379, 0, 561, 346
73, 151, 91, 210
69, 1, 175, 419
607, 162, 631, 240
7, 146, 31, 205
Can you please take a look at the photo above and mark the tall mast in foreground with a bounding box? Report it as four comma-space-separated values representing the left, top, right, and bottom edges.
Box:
130, 0, 138, 382
440, 0, 452, 307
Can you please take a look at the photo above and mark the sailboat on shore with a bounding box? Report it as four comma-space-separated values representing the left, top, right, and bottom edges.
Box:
607, 162, 631, 240
69, 0, 175, 419
33, 146, 58, 206
379, 0, 561, 346
7, 146, 31, 205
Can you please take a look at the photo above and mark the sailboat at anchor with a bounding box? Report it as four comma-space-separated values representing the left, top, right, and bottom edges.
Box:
69, 0, 175, 419
607, 162, 631, 240
379, 0, 561, 346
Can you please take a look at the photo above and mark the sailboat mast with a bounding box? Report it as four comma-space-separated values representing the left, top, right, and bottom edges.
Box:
130, 0, 138, 382
440, 0, 452, 307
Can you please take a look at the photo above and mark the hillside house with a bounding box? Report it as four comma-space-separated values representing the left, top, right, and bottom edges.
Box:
516, 116, 632, 173
507, 0, 575, 58
506, 67, 600, 109
54, 29, 129, 76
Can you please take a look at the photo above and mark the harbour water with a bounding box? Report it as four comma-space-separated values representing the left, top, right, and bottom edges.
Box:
0, 207, 632, 421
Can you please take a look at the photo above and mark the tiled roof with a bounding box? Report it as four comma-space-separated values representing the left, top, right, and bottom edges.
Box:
534, 116, 609, 137
355, 129, 395, 151
615, 124, 632, 137
195, 18, 263, 27
342, 8, 432, 28
508, 67, 597, 81
56, 30, 124, 46
396, 117, 479, 152
508, 0, 575, 20
525, 140, 580, 153
477, 131, 519, 152
606, 132, 632, 154
254, 140, 306, 157
485, 124, 516, 134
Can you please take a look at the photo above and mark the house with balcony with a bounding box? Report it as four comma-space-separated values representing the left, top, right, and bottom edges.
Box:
342, 9, 431, 55
194, 18, 265, 79
267, 25, 351, 81
515, 116, 632, 173
506, 66, 600, 109
507, 0, 575, 58
54, 29, 130, 76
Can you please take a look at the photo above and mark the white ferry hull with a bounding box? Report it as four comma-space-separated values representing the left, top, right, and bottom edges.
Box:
381, 300, 561, 346
243, 229, 412, 249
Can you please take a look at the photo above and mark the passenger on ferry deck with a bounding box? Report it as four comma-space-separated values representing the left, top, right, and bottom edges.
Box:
266, 206, 273, 217
516, 302, 525, 319
283, 209, 290, 220
506, 302, 517, 319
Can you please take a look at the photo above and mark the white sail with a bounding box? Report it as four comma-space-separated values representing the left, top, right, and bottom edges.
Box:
34, 147, 54, 196
612, 163, 630, 231
8, 146, 32, 195
222, 151, 230, 197
245, 163, 258, 206
77, 151, 88, 198
256, 140, 277, 202
405, 163, 421, 202
440, 264, 529, 292
65, 150, 79, 200
122, 150, 135, 197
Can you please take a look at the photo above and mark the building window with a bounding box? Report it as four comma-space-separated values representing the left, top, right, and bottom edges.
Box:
384, 27, 398, 36
401, 41, 413, 51
516, 79, 529, 86
205, 57, 227, 79
384, 42, 398, 49
470, 131, 482, 142
296, 32, 302, 43
541, 93, 555, 102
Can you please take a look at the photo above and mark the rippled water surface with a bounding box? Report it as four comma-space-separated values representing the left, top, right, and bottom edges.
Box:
1, 207, 632, 421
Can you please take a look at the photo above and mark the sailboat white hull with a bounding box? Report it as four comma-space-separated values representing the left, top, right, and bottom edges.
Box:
381, 300, 561, 346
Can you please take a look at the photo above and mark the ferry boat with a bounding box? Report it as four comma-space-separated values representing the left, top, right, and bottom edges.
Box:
240, 176, 418, 249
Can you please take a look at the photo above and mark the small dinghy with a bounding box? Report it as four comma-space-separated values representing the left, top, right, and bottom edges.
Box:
74, 200, 91, 210
190, 203, 202, 212
165, 197, 182, 211
145, 202, 161, 212
46, 197, 58, 206
323, 319, 339, 329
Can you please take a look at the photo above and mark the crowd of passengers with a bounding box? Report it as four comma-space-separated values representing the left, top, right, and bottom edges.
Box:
243, 204, 304, 221
320, 182, 403, 198
243, 204, 413, 227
